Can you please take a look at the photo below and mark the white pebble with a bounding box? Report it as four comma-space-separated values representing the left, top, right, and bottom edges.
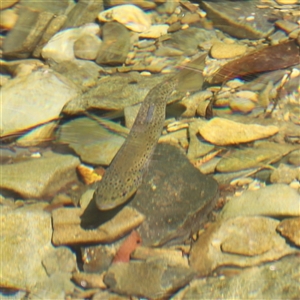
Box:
98, 4, 151, 33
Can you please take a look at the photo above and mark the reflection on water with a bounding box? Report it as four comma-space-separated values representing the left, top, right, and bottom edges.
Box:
0, 0, 300, 299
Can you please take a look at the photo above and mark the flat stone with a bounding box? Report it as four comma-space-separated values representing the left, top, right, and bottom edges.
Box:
62, 73, 168, 113
270, 163, 300, 184
164, 27, 217, 56
275, 0, 298, 4
52, 207, 145, 245
42, 246, 77, 276
1, 68, 80, 137
155, 45, 184, 57
210, 42, 247, 59
104, 257, 195, 299
198, 117, 279, 146
28, 272, 75, 299
0, 152, 80, 199
175, 255, 300, 299
129, 143, 219, 246
96, 22, 130, 66
220, 217, 279, 256
20, 0, 69, 14
213, 168, 259, 185
3, 1, 70, 58
16, 120, 58, 147
0, 204, 52, 290
274, 21, 292, 38
216, 148, 281, 173
62, 0, 104, 29
132, 246, 187, 263
220, 184, 300, 220
56, 117, 125, 165
201, 1, 274, 39
189, 216, 299, 277
51, 60, 102, 92
277, 217, 300, 246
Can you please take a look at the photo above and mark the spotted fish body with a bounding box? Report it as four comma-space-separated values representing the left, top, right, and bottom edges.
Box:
94, 75, 179, 210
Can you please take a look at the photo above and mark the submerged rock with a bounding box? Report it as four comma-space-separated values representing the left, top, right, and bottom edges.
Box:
176, 255, 300, 299
198, 117, 279, 146
219, 184, 300, 219
129, 143, 219, 246
0, 204, 52, 290
98, 4, 151, 33
1, 68, 80, 137
201, 1, 274, 39
3, 1, 70, 58
41, 23, 100, 63
104, 257, 195, 299
0, 152, 80, 199
62, 73, 167, 113
56, 117, 125, 166
96, 22, 130, 66
277, 217, 300, 247
189, 216, 299, 277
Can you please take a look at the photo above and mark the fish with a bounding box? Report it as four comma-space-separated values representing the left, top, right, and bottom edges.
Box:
93, 75, 179, 210
81, 53, 206, 215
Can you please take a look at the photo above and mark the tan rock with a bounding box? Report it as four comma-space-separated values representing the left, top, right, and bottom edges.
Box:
0, 8, 18, 30
270, 163, 300, 184
1, 68, 80, 137
139, 24, 169, 38
16, 121, 58, 147
0, 152, 80, 199
181, 12, 201, 24
104, 257, 195, 299
52, 207, 145, 245
132, 246, 189, 267
74, 34, 102, 60
0, 205, 52, 290
210, 42, 247, 59
219, 184, 300, 220
190, 216, 299, 276
98, 4, 151, 33
234, 90, 258, 102
221, 217, 277, 256
229, 97, 255, 113
0, 0, 18, 10
198, 117, 279, 146
42, 23, 100, 63
275, 0, 298, 4
216, 148, 281, 173
277, 217, 300, 246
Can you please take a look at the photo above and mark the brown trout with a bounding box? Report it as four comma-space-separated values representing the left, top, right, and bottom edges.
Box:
93, 75, 179, 210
